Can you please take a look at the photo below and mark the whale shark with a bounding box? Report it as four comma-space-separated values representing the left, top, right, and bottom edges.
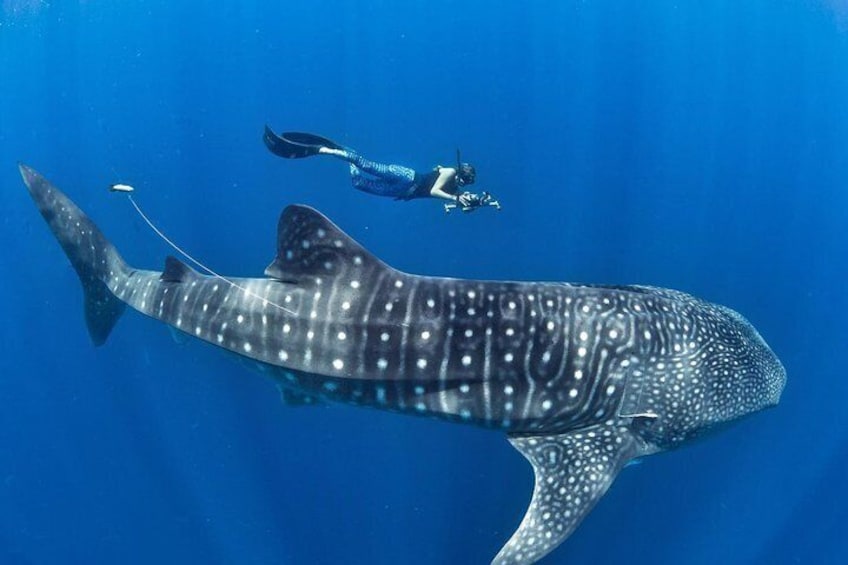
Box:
20, 164, 786, 564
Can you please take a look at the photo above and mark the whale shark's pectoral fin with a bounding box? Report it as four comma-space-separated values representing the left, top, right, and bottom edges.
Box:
494, 425, 640, 565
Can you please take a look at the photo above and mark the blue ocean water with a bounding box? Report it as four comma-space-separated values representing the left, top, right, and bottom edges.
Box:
1, 1, 846, 563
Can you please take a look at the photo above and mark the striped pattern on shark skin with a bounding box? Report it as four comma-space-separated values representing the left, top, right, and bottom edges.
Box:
21, 164, 786, 565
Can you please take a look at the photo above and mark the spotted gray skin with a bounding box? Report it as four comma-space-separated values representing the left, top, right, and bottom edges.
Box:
21, 164, 786, 565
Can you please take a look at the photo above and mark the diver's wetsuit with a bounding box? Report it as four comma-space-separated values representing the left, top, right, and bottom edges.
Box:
336, 150, 442, 200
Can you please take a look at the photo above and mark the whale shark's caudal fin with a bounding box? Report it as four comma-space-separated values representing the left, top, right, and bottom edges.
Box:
20, 164, 130, 346
493, 425, 640, 565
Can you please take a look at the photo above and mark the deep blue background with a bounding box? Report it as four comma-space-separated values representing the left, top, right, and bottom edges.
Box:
1, 1, 846, 563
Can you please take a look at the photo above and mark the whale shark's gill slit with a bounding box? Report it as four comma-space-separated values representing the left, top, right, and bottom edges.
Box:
124, 194, 296, 316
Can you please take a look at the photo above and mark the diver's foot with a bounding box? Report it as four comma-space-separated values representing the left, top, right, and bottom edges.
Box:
319, 147, 345, 157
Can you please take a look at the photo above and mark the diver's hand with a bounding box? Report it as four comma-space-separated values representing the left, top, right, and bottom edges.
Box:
445, 191, 501, 213
457, 191, 477, 208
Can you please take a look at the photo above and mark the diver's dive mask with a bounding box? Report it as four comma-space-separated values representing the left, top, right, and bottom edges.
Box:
455, 149, 476, 187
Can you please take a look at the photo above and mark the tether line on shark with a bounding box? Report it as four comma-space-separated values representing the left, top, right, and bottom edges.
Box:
20, 164, 786, 565
122, 191, 297, 317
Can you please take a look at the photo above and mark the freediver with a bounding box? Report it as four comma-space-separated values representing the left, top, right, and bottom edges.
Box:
263, 126, 500, 213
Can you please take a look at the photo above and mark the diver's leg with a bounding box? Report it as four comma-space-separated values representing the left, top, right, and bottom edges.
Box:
327, 149, 415, 184
349, 154, 415, 183
349, 165, 412, 197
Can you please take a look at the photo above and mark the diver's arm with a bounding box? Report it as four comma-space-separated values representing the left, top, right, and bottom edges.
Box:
429, 167, 458, 201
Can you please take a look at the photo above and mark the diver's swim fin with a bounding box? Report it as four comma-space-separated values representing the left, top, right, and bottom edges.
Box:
263, 126, 343, 159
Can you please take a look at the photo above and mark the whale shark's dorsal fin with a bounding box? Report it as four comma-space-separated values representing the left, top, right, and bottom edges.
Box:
265, 204, 393, 283
160, 255, 202, 283
494, 426, 641, 565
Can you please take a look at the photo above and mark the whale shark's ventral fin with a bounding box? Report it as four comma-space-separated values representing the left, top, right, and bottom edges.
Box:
494, 426, 640, 565
264, 204, 393, 284
277, 384, 324, 406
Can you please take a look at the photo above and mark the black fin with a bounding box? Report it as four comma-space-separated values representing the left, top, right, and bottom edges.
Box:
493, 426, 641, 565
160, 255, 202, 283
263, 126, 342, 159
265, 205, 391, 283
20, 164, 130, 346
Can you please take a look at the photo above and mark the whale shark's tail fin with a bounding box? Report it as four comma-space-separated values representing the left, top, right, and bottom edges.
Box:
20, 164, 129, 346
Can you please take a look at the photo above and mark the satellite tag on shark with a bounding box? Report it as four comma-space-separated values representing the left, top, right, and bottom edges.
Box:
20, 164, 786, 564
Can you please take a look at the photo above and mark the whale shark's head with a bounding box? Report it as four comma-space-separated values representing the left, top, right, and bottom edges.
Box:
705, 304, 787, 413
629, 301, 786, 450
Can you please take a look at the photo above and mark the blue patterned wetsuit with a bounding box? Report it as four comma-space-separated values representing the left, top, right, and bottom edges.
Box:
337, 150, 440, 200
